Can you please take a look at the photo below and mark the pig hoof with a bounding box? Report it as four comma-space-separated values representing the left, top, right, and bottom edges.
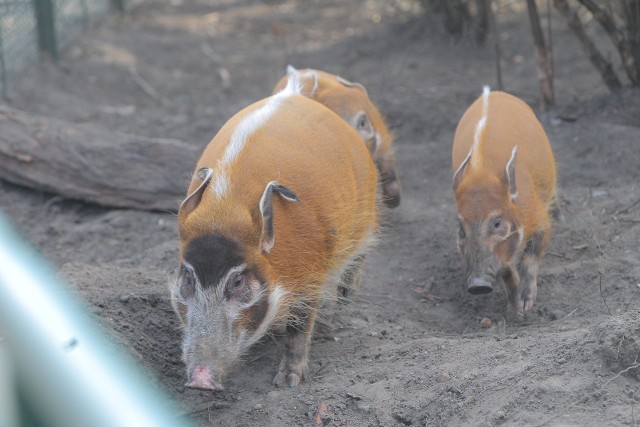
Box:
272, 371, 303, 387
287, 373, 301, 387
518, 292, 536, 312
272, 371, 286, 387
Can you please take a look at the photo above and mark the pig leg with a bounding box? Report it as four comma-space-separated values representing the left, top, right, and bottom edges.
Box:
273, 304, 317, 388
517, 230, 548, 312
338, 255, 365, 302
502, 267, 521, 314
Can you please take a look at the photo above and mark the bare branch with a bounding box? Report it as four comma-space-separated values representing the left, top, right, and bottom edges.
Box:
577, 0, 639, 84
553, 0, 622, 91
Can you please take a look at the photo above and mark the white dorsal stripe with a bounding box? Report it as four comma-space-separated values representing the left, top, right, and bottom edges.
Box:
471, 85, 491, 169
212, 75, 303, 198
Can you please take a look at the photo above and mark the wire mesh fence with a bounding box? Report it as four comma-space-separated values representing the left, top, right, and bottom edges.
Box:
0, 0, 38, 98
0, 0, 117, 98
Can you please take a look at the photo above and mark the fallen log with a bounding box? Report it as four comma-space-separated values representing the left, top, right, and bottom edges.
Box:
0, 105, 201, 212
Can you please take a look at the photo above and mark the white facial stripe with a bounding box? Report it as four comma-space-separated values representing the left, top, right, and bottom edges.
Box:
183, 261, 201, 288
249, 285, 284, 345
216, 264, 246, 300
213, 82, 297, 198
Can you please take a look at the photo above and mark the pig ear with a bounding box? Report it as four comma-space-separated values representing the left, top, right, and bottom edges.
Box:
259, 181, 300, 253
337, 76, 368, 96
180, 167, 213, 216
353, 111, 375, 143
453, 149, 472, 191
504, 146, 518, 202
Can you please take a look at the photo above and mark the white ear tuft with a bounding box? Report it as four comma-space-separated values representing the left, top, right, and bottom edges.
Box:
286, 64, 297, 74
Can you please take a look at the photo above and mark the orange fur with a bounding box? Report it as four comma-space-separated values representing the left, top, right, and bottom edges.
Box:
452, 91, 556, 241
452, 90, 557, 312
179, 94, 378, 311
273, 68, 401, 207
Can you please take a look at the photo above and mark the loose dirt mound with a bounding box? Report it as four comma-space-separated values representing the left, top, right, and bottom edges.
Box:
2, 0, 639, 425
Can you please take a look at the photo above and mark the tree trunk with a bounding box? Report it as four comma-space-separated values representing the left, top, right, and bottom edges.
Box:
486, 0, 503, 89
553, 0, 622, 91
0, 105, 200, 212
526, 0, 555, 109
577, 0, 639, 85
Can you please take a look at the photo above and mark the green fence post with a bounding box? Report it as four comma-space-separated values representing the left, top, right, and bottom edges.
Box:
0, 20, 8, 99
113, 0, 125, 13
33, 0, 58, 61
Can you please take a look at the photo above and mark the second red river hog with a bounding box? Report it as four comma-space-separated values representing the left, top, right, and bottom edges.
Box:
451, 87, 557, 314
170, 75, 379, 392
273, 66, 402, 208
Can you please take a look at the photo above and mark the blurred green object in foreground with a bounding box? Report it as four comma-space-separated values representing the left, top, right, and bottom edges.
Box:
0, 212, 192, 427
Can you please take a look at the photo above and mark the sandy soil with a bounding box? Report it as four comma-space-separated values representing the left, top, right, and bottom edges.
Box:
2, 0, 640, 425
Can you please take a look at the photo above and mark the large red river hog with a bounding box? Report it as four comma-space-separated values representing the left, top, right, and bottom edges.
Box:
273, 66, 402, 208
170, 76, 379, 391
452, 87, 557, 314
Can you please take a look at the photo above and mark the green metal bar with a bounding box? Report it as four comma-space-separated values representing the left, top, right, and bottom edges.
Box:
0, 213, 193, 427
0, 1, 34, 7
32, 0, 57, 60
79, 0, 89, 28
0, 342, 20, 427
113, 0, 125, 13
0, 15, 7, 99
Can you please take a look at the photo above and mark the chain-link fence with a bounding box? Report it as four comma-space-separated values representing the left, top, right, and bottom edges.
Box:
0, 0, 117, 98
0, 0, 38, 98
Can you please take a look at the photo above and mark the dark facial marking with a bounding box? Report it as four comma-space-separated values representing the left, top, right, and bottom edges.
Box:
241, 294, 269, 332
184, 233, 244, 289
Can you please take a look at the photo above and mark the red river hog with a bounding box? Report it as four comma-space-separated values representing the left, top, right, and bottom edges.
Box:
170, 76, 378, 391
273, 66, 402, 208
452, 87, 557, 314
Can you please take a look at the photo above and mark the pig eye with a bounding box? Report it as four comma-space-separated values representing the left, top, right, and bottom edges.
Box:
231, 275, 245, 290
354, 112, 370, 132
357, 115, 367, 130
493, 217, 502, 229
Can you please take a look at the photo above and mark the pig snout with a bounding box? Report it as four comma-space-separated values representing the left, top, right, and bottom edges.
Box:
382, 179, 401, 208
185, 365, 225, 392
467, 276, 494, 295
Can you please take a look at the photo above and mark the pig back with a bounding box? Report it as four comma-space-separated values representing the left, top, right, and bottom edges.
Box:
452, 91, 556, 206
188, 95, 379, 289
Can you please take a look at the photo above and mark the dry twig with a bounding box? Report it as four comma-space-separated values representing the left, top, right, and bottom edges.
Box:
599, 272, 612, 316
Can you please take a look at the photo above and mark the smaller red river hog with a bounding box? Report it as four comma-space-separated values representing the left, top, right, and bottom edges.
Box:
170, 75, 378, 392
273, 66, 402, 208
451, 87, 557, 314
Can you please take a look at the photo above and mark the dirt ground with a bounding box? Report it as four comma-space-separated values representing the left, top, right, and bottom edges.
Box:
2, 0, 640, 425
